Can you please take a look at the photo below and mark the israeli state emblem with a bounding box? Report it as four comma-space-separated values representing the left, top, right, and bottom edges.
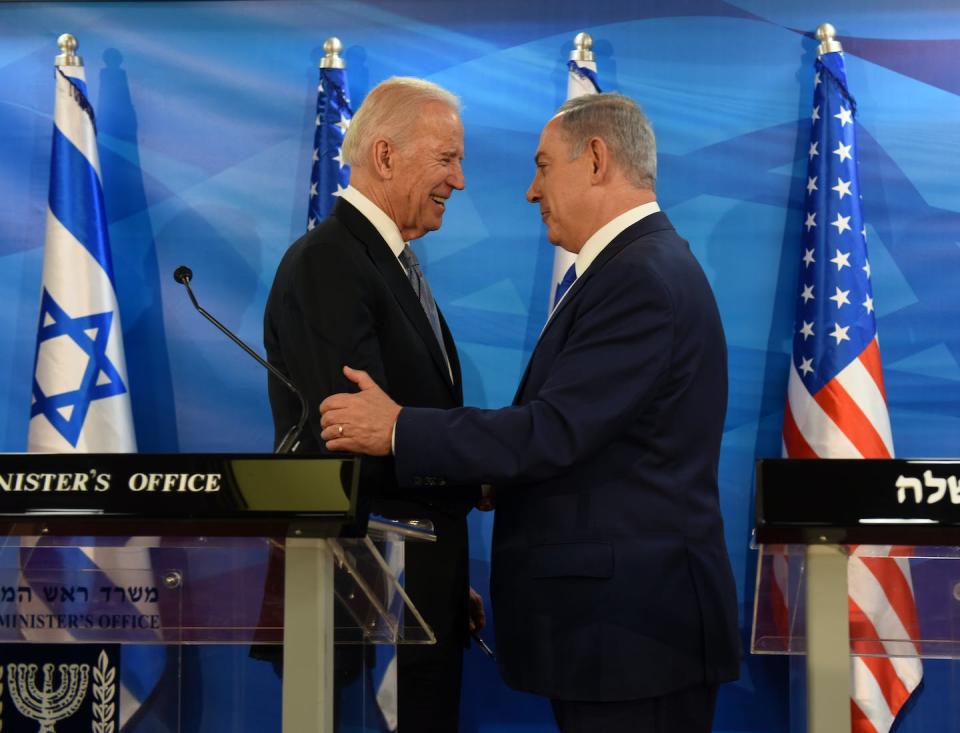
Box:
0, 646, 119, 732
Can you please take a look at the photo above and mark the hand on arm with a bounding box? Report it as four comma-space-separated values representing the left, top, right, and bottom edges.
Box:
319, 366, 401, 455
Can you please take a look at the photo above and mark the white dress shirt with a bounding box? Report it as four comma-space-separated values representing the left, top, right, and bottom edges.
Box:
553, 200, 661, 311
339, 184, 407, 265
338, 184, 453, 398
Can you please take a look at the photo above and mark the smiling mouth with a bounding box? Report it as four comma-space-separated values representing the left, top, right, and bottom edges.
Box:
430, 195, 447, 208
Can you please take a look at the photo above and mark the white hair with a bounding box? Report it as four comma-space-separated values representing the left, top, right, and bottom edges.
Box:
342, 77, 460, 167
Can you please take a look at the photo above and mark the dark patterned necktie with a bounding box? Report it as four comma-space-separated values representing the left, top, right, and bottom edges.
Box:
399, 244, 450, 367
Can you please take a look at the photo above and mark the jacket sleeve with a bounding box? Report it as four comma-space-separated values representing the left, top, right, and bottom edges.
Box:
394, 259, 676, 486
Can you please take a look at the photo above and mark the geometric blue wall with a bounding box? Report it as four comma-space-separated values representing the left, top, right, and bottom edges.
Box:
2, 2, 959, 730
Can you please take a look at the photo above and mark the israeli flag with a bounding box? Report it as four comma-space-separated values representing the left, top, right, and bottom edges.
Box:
20, 37, 164, 731
547, 39, 602, 313
29, 47, 135, 453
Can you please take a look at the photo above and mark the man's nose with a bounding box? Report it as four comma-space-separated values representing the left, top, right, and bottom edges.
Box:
526, 178, 540, 203
449, 162, 465, 191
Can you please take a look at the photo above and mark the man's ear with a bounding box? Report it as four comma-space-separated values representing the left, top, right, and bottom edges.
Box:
588, 137, 609, 184
372, 138, 395, 179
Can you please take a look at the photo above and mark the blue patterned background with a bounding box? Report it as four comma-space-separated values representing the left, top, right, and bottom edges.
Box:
2, 1, 959, 730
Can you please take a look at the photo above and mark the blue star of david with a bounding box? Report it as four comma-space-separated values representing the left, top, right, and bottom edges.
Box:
31, 289, 127, 447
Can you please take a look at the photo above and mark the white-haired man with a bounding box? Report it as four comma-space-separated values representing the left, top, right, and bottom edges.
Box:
319, 93, 741, 732
264, 77, 480, 732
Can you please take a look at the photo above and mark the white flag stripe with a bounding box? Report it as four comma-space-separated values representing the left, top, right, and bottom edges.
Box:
549, 250, 577, 306
15, 563, 76, 643
41, 211, 123, 322
375, 652, 399, 731
786, 364, 862, 457
83, 546, 162, 628
835, 355, 894, 455
851, 545, 893, 557
848, 556, 917, 655
53, 70, 104, 183
851, 656, 896, 732
896, 556, 917, 595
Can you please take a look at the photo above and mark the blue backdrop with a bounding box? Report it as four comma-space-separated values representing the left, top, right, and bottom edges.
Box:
2, 1, 959, 731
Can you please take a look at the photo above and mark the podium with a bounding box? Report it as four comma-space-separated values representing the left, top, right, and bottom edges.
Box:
752, 458, 960, 733
0, 453, 433, 732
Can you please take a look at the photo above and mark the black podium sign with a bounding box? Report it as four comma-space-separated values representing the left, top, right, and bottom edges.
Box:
0, 454, 366, 537
756, 458, 960, 544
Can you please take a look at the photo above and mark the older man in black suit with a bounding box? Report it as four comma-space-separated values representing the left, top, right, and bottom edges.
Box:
264, 77, 480, 732
319, 93, 740, 733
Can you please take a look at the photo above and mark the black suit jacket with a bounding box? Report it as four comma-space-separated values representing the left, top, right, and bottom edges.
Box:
394, 211, 741, 701
264, 198, 472, 654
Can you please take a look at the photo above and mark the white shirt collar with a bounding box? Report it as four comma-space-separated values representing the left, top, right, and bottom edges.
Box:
574, 201, 661, 278
339, 185, 407, 259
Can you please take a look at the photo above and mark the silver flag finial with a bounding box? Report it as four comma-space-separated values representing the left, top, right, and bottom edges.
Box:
570, 32, 594, 63
55, 33, 83, 68
816, 23, 843, 57
320, 36, 345, 69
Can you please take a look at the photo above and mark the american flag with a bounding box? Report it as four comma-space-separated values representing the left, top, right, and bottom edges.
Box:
307, 61, 352, 230
781, 48, 922, 732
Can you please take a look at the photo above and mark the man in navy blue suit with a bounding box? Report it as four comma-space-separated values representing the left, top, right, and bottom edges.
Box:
319, 93, 740, 732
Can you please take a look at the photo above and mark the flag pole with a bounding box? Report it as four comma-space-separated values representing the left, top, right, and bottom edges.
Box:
571, 31, 593, 63
320, 35, 345, 69
306, 36, 352, 231
802, 23, 852, 731
547, 32, 600, 313
815, 23, 842, 56
55, 33, 81, 68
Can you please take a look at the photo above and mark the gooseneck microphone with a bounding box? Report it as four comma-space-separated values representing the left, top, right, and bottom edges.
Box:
173, 265, 308, 454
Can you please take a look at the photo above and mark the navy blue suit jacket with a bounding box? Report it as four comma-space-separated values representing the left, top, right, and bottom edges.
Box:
394, 211, 740, 701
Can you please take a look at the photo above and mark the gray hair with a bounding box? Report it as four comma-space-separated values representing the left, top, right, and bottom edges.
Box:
554, 93, 656, 189
342, 77, 460, 167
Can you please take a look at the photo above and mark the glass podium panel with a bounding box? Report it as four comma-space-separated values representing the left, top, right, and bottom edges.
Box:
0, 454, 435, 731
753, 459, 960, 732
0, 532, 431, 732
753, 543, 960, 658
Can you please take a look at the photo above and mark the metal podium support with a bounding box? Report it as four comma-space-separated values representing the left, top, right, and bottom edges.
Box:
283, 537, 335, 733
0, 454, 439, 732
754, 457, 960, 733
804, 544, 851, 733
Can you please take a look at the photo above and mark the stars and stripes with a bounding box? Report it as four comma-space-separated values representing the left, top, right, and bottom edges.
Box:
307, 66, 352, 230
781, 49, 922, 733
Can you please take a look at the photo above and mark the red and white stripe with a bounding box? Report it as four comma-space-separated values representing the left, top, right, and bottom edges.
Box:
780, 337, 922, 733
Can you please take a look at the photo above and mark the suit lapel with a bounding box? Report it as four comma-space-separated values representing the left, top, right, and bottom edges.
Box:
332, 199, 457, 396
512, 211, 676, 403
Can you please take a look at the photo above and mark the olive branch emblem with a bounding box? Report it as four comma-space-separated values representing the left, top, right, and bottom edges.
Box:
91, 650, 115, 733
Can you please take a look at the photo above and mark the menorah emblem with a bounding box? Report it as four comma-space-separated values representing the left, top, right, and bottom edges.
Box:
6, 661, 90, 732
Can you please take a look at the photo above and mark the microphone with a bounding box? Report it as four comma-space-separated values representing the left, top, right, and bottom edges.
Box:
173, 265, 308, 454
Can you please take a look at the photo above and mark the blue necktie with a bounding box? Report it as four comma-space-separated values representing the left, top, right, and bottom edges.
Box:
399, 244, 450, 367
553, 263, 577, 310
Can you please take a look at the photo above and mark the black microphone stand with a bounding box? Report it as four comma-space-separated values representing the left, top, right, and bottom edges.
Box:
173, 266, 308, 454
